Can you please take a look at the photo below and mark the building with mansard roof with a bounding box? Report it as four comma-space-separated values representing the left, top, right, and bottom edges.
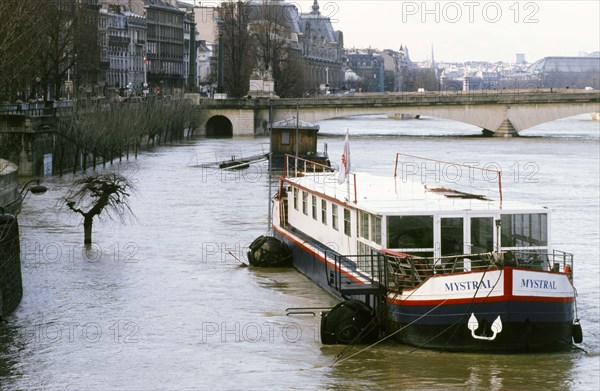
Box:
98, 6, 147, 92
98, 0, 187, 95
297, 0, 344, 92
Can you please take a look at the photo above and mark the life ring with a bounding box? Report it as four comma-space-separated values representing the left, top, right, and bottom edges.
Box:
564, 264, 572, 278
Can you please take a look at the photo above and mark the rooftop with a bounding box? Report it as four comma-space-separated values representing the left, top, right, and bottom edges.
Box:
285, 169, 546, 216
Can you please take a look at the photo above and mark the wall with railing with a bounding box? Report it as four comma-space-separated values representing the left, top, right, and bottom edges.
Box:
0, 159, 19, 209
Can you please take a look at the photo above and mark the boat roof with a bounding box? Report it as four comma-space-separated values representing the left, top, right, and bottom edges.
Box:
286, 171, 548, 215
272, 118, 320, 131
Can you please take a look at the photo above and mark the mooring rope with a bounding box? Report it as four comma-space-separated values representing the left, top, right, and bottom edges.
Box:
331, 297, 451, 366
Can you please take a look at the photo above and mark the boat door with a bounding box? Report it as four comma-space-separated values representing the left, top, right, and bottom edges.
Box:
436, 216, 496, 272
465, 215, 497, 271
440, 217, 464, 257
468, 216, 495, 254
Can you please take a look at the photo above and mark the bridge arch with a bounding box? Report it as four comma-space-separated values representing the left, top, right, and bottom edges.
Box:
271, 101, 600, 136
206, 115, 233, 138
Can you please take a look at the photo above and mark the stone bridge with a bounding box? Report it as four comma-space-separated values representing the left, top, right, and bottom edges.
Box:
189, 89, 600, 137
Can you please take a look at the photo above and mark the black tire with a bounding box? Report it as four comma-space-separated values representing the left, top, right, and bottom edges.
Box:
320, 299, 378, 345
249, 235, 267, 251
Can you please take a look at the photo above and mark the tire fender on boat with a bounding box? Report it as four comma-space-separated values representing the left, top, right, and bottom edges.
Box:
572, 320, 583, 344
247, 236, 292, 267
320, 299, 379, 345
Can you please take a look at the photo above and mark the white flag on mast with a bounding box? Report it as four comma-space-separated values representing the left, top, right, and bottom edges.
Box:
338, 131, 351, 184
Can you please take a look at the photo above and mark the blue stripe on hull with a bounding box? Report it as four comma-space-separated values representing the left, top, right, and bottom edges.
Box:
390, 320, 574, 352
389, 301, 575, 352
275, 229, 576, 352
391, 301, 575, 324
276, 230, 345, 300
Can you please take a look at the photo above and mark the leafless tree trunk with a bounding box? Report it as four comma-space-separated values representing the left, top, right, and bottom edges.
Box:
64, 173, 135, 245
0, 0, 46, 101
220, 1, 256, 98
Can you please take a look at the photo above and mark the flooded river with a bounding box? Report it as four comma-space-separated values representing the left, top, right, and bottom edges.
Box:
1, 114, 598, 390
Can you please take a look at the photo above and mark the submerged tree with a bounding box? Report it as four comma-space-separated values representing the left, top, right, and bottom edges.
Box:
64, 173, 134, 245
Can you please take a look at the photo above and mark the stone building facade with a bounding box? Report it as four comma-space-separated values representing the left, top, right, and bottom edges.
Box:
297, 0, 344, 92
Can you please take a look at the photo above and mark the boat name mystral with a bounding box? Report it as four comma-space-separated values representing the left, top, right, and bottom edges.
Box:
521, 279, 557, 290
445, 280, 492, 291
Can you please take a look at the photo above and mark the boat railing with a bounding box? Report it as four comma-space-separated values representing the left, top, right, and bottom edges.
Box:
324, 251, 387, 297
393, 152, 503, 205
283, 154, 336, 178
551, 249, 574, 279
384, 249, 575, 291
501, 249, 574, 275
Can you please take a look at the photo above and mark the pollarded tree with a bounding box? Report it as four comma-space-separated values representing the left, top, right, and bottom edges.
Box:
64, 173, 134, 245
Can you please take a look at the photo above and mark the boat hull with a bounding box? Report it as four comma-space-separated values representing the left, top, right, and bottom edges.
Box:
274, 227, 576, 352
388, 301, 574, 352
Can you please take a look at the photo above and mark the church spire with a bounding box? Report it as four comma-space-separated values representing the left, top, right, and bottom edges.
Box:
311, 0, 320, 15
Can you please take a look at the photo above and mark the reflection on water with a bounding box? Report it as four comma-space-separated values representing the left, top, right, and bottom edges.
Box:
328, 347, 581, 390
0, 114, 598, 390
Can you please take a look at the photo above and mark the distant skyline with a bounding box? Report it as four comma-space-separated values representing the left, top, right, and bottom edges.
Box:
295, 0, 600, 63
185, 0, 600, 63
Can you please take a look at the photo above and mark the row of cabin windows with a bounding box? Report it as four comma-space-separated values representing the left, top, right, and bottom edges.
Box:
293, 188, 350, 236
386, 214, 548, 251
291, 188, 546, 251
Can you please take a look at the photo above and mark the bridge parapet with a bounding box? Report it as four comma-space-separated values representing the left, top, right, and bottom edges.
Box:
274, 89, 600, 107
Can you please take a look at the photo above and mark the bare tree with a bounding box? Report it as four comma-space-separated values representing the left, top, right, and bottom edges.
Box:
220, 1, 256, 98
0, 0, 47, 100
35, 0, 100, 100
64, 173, 134, 245
224, 1, 306, 98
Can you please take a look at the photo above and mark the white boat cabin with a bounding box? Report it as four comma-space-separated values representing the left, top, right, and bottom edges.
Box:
278, 158, 551, 273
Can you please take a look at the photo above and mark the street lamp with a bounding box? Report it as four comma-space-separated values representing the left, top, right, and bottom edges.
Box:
20, 179, 48, 199
0, 179, 47, 217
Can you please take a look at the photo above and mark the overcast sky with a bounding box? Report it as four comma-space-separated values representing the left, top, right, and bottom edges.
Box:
293, 0, 600, 63
184, 0, 599, 63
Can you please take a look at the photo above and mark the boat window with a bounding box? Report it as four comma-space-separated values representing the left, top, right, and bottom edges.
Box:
321, 200, 327, 225
441, 218, 464, 256
359, 212, 382, 245
501, 213, 548, 247
312, 195, 317, 220
332, 204, 338, 230
387, 215, 434, 249
359, 211, 369, 240
302, 191, 308, 215
293, 187, 298, 210
471, 217, 494, 253
282, 131, 290, 145
371, 215, 382, 245
344, 209, 351, 237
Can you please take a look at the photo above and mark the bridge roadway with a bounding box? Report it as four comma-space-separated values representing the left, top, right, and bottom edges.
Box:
193, 89, 600, 137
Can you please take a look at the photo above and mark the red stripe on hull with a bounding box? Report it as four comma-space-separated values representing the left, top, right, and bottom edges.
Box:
389, 295, 575, 306
273, 225, 364, 284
